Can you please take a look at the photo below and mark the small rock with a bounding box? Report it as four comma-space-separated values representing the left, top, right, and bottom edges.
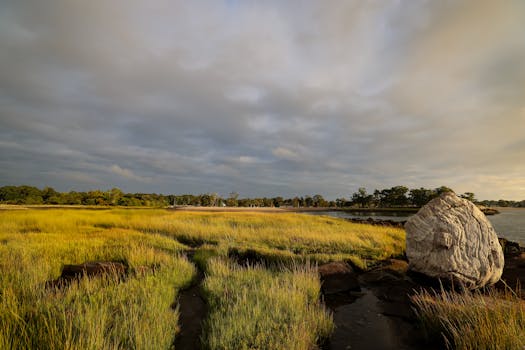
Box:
60, 261, 127, 279
46, 261, 128, 289
318, 261, 360, 294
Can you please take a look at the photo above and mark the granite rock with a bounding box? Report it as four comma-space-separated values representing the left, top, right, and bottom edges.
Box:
405, 192, 503, 289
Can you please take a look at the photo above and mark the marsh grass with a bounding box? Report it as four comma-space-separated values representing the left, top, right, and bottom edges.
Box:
201, 258, 334, 350
120, 211, 406, 268
412, 287, 525, 350
0, 208, 405, 349
0, 209, 195, 350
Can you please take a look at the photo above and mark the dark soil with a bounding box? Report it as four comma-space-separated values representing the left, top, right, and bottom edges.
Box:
172, 251, 207, 350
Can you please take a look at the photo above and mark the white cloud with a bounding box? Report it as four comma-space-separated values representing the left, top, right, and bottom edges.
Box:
238, 156, 258, 164
109, 165, 151, 183
272, 147, 300, 162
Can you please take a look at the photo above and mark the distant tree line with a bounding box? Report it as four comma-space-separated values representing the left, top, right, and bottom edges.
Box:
344, 186, 463, 208
0, 186, 332, 208
476, 199, 525, 208
1, 185, 523, 208
0, 186, 168, 207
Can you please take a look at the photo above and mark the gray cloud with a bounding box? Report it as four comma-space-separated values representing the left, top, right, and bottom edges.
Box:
1, 0, 524, 199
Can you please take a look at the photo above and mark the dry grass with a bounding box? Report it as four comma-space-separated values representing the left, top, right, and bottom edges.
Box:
412, 287, 525, 350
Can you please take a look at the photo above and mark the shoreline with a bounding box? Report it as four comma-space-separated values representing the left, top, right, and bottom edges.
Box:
170, 205, 500, 216
169, 206, 421, 213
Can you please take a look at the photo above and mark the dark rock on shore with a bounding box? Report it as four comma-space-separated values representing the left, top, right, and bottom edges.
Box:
496, 239, 525, 293
479, 207, 500, 215
318, 261, 360, 294
46, 261, 128, 288
345, 217, 407, 228
499, 237, 525, 256
61, 261, 128, 279
320, 235, 525, 350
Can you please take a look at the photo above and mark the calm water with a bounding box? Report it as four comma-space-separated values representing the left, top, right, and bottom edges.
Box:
308, 208, 525, 244
486, 208, 525, 244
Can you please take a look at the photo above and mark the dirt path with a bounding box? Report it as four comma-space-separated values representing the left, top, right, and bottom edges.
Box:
173, 253, 207, 350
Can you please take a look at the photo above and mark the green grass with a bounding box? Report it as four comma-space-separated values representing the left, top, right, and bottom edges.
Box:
0, 209, 195, 350
0, 208, 407, 349
412, 287, 525, 350
201, 258, 333, 350
112, 210, 406, 269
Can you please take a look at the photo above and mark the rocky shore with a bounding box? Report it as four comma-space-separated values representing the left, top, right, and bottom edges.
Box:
479, 207, 500, 215
319, 239, 525, 350
345, 217, 407, 228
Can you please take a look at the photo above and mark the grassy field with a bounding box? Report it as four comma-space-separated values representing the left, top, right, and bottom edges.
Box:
105, 209, 406, 268
0, 209, 195, 349
2, 208, 524, 349
0, 208, 406, 349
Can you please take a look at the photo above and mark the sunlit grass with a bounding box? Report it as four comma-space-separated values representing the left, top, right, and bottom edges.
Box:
0, 209, 195, 350
0, 208, 406, 349
117, 211, 406, 268
201, 258, 334, 350
412, 287, 525, 350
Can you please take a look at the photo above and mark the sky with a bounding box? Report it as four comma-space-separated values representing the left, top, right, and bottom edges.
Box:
1, 1, 524, 200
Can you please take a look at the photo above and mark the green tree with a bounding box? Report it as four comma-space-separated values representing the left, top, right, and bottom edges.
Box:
262, 197, 273, 207
226, 192, 239, 207
200, 194, 212, 206
460, 192, 476, 202
304, 196, 313, 207
64, 191, 83, 205
41, 187, 59, 204
351, 188, 373, 208
409, 188, 434, 207
435, 186, 454, 196
107, 188, 123, 206
272, 196, 284, 207
0, 186, 22, 203
375, 186, 409, 207
312, 194, 327, 207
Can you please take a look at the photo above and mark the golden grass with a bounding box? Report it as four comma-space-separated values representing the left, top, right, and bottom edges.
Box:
0, 209, 195, 350
0, 208, 406, 349
201, 258, 334, 350
412, 287, 525, 350
116, 210, 406, 268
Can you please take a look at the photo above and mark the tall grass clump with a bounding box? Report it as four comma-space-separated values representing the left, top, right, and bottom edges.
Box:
201, 258, 334, 350
412, 287, 525, 350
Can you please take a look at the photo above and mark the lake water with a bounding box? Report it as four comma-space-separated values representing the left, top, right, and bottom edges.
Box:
307, 208, 525, 244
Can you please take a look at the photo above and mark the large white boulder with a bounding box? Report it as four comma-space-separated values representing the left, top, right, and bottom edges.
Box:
405, 192, 504, 289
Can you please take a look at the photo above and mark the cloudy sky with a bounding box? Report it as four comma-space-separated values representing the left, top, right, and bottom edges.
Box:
1, 1, 524, 200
